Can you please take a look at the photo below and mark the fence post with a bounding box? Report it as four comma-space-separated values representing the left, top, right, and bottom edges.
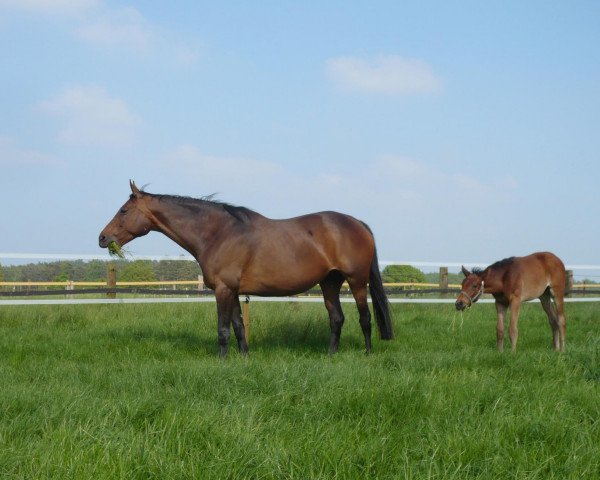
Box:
198, 275, 204, 291
107, 263, 117, 299
565, 270, 573, 297
242, 296, 250, 343
439, 266, 448, 297
66, 280, 74, 299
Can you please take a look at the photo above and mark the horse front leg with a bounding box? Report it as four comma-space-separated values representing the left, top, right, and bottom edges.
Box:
215, 285, 246, 357
495, 301, 508, 352
230, 296, 249, 355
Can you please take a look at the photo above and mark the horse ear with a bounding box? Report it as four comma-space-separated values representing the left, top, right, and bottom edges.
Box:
130, 180, 142, 198
461, 265, 471, 277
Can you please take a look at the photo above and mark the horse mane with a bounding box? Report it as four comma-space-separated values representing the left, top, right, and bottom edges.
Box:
149, 192, 257, 223
472, 256, 515, 276
474, 256, 516, 275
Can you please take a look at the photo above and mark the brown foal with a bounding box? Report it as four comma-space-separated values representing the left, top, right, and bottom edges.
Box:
455, 252, 567, 352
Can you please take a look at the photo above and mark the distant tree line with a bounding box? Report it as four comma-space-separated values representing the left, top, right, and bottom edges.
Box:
381, 266, 464, 285
1, 261, 594, 285
0, 260, 201, 283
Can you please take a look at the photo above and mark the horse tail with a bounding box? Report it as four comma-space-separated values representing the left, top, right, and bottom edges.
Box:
368, 242, 394, 340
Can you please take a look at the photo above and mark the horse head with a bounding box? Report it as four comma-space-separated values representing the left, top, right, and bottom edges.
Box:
455, 266, 484, 310
98, 180, 154, 251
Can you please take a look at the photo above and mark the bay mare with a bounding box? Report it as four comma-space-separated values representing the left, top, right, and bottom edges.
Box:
99, 182, 393, 356
455, 252, 567, 352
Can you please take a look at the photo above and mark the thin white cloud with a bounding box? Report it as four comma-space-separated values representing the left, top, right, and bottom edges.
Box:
38, 85, 140, 147
327, 54, 442, 95
0, 136, 63, 166
152, 147, 524, 259
1, 0, 200, 61
157, 147, 512, 224
163, 145, 283, 190
173, 45, 200, 67
76, 6, 152, 52
0, 0, 98, 13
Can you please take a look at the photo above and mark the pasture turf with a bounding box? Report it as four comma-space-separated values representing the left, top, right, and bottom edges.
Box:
0, 301, 599, 479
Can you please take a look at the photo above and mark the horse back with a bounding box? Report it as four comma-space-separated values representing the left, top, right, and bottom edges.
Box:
265, 211, 375, 270
503, 252, 566, 301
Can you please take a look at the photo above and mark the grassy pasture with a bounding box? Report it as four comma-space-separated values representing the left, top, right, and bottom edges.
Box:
0, 301, 599, 479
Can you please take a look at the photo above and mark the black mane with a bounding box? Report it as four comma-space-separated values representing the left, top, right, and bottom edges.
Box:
472, 256, 515, 275
149, 193, 256, 223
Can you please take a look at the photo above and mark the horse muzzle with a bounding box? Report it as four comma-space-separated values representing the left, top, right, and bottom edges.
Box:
455, 298, 468, 311
98, 233, 115, 248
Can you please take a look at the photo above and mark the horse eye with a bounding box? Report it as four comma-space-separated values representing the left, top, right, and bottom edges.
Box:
120, 208, 127, 214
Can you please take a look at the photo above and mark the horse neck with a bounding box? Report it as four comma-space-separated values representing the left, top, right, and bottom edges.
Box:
143, 197, 230, 259
479, 267, 502, 293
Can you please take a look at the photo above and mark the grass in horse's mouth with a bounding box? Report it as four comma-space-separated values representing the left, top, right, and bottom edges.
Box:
108, 241, 125, 259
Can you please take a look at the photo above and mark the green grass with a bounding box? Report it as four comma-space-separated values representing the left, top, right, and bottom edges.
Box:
0, 301, 599, 479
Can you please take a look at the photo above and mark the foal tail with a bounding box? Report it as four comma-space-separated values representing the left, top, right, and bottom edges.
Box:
369, 246, 394, 340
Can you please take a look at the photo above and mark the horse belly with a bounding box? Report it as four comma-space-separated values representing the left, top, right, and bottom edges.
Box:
239, 249, 331, 296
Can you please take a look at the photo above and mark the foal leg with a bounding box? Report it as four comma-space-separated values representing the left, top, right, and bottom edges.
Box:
508, 298, 521, 353
495, 301, 508, 352
551, 284, 567, 352
320, 271, 345, 354
540, 289, 560, 351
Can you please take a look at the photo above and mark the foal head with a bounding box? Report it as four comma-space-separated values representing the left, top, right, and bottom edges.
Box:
98, 181, 154, 251
455, 266, 485, 311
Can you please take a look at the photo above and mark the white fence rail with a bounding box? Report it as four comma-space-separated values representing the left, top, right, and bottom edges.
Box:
2, 296, 600, 306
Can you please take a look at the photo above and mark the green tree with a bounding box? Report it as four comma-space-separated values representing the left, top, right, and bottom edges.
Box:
382, 265, 426, 283
119, 260, 157, 282
84, 260, 110, 282
424, 271, 465, 285
0, 263, 4, 282
154, 260, 201, 281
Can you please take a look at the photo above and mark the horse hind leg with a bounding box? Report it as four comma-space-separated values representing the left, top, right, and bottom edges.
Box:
347, 278, 372, 355
540, 288, 560, 351
549, 283, 567, 352
320, 271, 345, 354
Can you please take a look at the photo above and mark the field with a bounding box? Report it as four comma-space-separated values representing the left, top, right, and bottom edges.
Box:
0, 301, 599, 479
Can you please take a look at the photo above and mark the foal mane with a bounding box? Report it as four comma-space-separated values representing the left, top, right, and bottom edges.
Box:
473, 256, 516, 275
148, 192, 257, 223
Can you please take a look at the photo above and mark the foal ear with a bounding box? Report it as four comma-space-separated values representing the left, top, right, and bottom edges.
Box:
129, 180, 142, 199
461, 265, 471, 277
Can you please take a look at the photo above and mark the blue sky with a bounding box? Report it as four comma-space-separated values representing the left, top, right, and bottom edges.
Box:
1, 1, 599, 270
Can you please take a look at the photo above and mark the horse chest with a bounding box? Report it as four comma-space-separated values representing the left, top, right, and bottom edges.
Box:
493, 293, 510, 306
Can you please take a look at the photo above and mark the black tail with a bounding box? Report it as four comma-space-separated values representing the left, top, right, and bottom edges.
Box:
369, 246, 394, 340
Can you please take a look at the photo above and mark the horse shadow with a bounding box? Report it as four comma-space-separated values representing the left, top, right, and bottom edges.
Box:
247, 317, 366, 355
101, 316, 367, 357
